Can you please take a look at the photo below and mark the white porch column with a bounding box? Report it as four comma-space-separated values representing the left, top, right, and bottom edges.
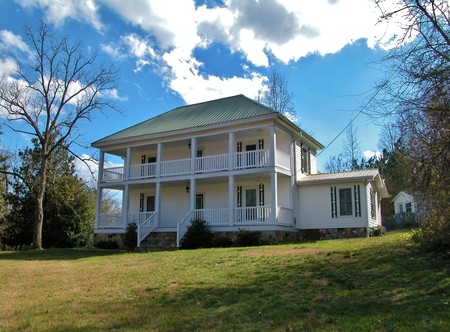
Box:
271, 171, 278, 223
156, 143, 162, 177
98, 151, 105, 183
228, 175, 234, 225
270, 125, 277, 167
189, 179, 196, 211
190, 138, 197, 174
156, 181, 161, 226
125, 147, 131, 180
228, 132, 235, 171
123, 184, 129, 226
95, 187, 103, 228
95, 151, 105, 228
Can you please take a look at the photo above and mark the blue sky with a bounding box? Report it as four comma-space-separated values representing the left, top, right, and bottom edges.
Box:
0, 0, 406, 178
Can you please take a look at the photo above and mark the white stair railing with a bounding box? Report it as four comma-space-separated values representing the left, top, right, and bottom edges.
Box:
176, 210, 194, 247
137, 212, 158, 247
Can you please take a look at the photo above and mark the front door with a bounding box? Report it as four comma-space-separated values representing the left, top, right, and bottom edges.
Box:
245, 189, 257, 221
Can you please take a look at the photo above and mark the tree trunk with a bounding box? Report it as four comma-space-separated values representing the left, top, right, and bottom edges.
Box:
33, 155, 48, 250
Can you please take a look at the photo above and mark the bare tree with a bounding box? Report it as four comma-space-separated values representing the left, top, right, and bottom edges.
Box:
369, 0, 449, 251
259, 71, 296, 120
342, 123, 361, 170
0, 23, 117, 249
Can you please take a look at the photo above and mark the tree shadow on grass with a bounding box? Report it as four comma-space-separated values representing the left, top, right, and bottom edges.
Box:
0, 248, 128, 261
47, 243, 449, 331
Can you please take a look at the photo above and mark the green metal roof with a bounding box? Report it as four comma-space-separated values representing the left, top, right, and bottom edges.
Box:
93, 95, 277, 145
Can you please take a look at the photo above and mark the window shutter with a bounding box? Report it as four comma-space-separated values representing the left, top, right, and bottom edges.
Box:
307, 147, 311, 174
141, 155, 146, 164
237, 186, 242, 207
354, 185, 361, 217
258, 139, 264, 150
139, 193, 144, 212
237, 142, 242, 152
259, 184, 264, 206
331, 187, 337, 218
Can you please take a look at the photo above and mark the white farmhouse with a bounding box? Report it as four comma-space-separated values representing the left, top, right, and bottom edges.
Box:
92, 95, 389, 248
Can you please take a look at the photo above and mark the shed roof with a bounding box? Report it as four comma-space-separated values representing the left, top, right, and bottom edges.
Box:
92, 94, 323, 149
298, 169, 390, 198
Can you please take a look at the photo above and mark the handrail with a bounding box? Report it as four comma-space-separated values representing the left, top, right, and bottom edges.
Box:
176, 210, 193, 247
137, 212, 158, 247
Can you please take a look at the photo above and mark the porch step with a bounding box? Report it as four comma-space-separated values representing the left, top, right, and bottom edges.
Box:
139, 231, 177, 250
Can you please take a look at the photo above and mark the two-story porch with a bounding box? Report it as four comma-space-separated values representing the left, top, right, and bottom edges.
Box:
95, 126, 297, 247
92, 95, 323, 248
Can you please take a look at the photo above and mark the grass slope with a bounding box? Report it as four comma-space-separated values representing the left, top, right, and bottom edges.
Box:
0, 231, 448, 331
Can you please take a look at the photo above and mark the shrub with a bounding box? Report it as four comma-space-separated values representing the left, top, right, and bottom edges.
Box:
213, 235, 234, 248
236, 229, 260, 247
181, 219, 214, 249
370, 226, 384, 237
96, 240, 120, 250
124, 223, 138, 250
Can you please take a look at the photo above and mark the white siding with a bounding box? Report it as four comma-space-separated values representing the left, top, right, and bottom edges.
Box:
393, 192, 415, 214
298, 182, 368, 229
367, 182, 382, 228
160, 184, 190, 227
276, 129, 291, 154
196, 182, 229, 209
277, 174, 291, 208
309, 150, 318, 175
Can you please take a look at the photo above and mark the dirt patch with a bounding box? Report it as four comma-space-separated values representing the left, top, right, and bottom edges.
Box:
243, 248, 328, 257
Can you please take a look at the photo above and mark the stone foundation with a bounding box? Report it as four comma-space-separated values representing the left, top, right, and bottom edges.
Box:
94, 233, 125, 247
213, 230, 300, 245
140, 232, 178, 250
299, 227, 368, 241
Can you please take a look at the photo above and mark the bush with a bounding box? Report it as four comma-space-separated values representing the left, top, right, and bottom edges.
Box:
181, 219, 214, 249
236, 229, 260, 247
124, 223, 138, 250
96, 240, 120, 250
213, 235, 234, 248
370, 226, 384, 237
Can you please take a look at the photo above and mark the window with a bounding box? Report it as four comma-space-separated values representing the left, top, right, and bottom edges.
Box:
339, 188, 352, 216
398, 203, 404, 213
405, 203, 412, 213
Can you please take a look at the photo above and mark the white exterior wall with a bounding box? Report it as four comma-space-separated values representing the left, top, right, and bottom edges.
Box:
196, 137, 229, 155
393, 192, 415, 214
277, 174, 291, 208
276, 129, 291, 154
367, 182, 381, 228
196, 182, 229, 209
298, 182, 368, 229
309, 150, 318, 175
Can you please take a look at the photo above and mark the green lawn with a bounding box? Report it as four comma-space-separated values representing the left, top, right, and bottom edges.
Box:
0, 231, 448, 331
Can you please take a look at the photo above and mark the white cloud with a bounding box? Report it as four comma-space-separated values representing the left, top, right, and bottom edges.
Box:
0, 57, 19, 76
19, 0, 414, 105
17, 0, 103, 31
74, 153, 123, 186
0, 30, 30, 54
364, 150, 382, 159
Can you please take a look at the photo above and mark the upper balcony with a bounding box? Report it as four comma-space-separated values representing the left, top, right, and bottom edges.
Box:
101, 149, 291, 183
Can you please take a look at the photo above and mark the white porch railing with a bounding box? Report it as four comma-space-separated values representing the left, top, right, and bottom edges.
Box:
160, 158, 191, 176
194, 208, 229, 225
196, 154, 228, 173
234, 150, 270, 169
276, 149, 291, 171
129, 163, 156, 179
128, 212, 156, 225
101, 149, 275, 182
102, 167, 124, 182
234, 206, 272, 224
137, 212, 158, 247
277, 207, 293, 226
176, 210, 194, 247
97, 214, 125, 228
